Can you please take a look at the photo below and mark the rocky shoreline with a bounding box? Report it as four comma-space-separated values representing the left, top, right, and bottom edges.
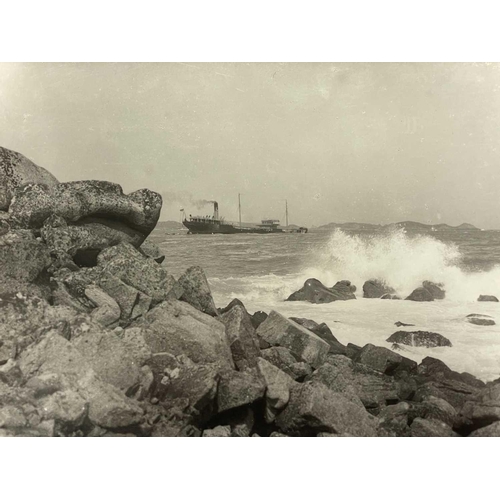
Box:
1, 146, 500, 437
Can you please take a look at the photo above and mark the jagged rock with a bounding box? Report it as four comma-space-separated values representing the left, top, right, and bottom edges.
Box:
84, 285, 121, 327
259, 347, 300, 378
220, 305, 260, 371
0, 146, 58, 211
139, 239, 165, 263
217, 368, 266, 413
353, 343, 417, 375
148, 353, 219, 421
8, 180, 161, 248
289, 317, 342, 353
387, 330, 452, 348
275, 381, 377, 436
202, 425, 231, 437
460, 382, 500, 429
377, 402, 412, 437
363, 280, 395, 298
345, 343, 362, 360
18, 332, 143, 429
417, 357, 485, 389
381, 293, 401, 300
256, 310, 330, 368
466, 314, 495, 326
118, 328, 152, 366
410, 418, 453, 437
251, 311, 268, 329
405, 287, 434, 302
286, 278, 356, 304
0, 230, 51, 283
218, 298, 246, 316
178, 266, 218, 317
411, 396, 458, 428
133, 299, 234, 370
469, 421, 500, 437
477, 295, 499, 302
422, 281, 445, 299
257, 357, 296, 423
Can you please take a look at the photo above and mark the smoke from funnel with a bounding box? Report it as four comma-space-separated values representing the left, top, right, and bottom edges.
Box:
161, 191, 216, 210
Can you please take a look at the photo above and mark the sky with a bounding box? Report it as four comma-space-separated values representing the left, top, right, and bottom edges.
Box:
1, 62, 500, 228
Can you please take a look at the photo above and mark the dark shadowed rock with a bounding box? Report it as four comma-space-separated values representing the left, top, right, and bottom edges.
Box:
217, 368, 266, 413
256, 310, 330, 368
251, 311, 268, 329
345, 343, 362, 360
331, 280, 357, 297
460, 382, 500, 429
363, 280, 395, 298
477, 295, 499, 302
387, 330, 452, 348
422, 281, 445, 299
275, 381, 377, 436
405, 287, 434, 302
257, 357, 296, 423
178, 266, 218, 317
0, 146, 58, 211
469, 421, 500, 437
377, 402, 412, 437
9, 180, 161, 247
220, 305, 260, 371
133, 300, 234, 371
286, 278, 339, 304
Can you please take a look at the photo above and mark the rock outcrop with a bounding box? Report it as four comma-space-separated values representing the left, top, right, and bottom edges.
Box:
466, 314, 495, 326
363, 280, 395, 299
387, 331, 452, 348
405, 287, 434, 302
286, 278, 356, 303
477, 295, 499, 302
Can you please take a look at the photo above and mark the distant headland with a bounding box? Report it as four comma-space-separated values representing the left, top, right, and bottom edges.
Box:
318, 221, 481, 231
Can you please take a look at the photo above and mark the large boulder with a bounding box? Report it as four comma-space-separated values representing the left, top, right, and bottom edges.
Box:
460, 382, 500, 429
469, 421, 500, 437
139, 238, 165, 264
216, 368, 266, 413
220, 305, 260, 371
422, 281, 445, 300
0, 146, 58, 211
8, 180, 161, 250
178, 266, 219, 317
363, 280, 395, 299
405, 287, 434, 302
275, 381, 377, 436
387, 330, 452, 348
410, 417, 453, 437
132, 299, 234, 371
256, 310, 330, 368
353, 343, 417, 375
259, 346, 311, 380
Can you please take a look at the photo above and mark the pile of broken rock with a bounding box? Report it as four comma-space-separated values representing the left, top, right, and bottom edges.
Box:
1, 146, 499, 437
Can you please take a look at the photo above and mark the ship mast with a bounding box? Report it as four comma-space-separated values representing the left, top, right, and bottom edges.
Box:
238, 193, 242, 228
285, 199, 288, 227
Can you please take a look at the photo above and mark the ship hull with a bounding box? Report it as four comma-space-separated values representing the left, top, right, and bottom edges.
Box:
183, 221, 283, 234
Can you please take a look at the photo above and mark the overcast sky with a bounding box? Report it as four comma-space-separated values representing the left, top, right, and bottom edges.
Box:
1, 62, 500, 228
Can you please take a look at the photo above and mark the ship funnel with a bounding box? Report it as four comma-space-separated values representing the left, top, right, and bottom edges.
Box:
213, 201, 219, 220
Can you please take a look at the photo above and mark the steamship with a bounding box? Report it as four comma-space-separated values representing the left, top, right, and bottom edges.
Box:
182, 198, 307, 235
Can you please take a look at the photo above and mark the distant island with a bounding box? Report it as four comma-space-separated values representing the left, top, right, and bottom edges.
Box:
318, 221, 481, 231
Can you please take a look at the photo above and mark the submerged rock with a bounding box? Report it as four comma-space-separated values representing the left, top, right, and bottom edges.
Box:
363, 280, 395, 299
387, 330, 452, 348
1, 146, 59, 211
477, 295, 499, 302
286, 278, 356, 304
466, 314, 495, 326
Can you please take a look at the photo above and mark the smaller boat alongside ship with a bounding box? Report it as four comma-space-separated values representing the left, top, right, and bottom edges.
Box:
182, 197, 308, 235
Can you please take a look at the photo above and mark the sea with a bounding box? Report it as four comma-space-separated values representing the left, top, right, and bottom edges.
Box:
148, 226, 500, 382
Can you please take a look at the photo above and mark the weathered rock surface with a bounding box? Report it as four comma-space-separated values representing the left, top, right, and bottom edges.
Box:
139, 239, 165, 263
84, 285, 121, 327
353, 343, 417, 376
217, 368, 266, 413
220, 305, 260, 370
410, 417, 453, 437
405, 287, 434, 302
363, 280, 395, 298
289, 317, 344, 354
9, 180, 161, 244
477, 295, 499, 302
178, 266, 218, 317
202, 425, 231, 437
387, 330, 452, 348
251, 311, 268, 329
469, 421, 500, 437
0, 146, 58, 211
275, 381, 377, 436
133, 299, 234, 370
460, 382, 500, 429
256, 311, 330, 368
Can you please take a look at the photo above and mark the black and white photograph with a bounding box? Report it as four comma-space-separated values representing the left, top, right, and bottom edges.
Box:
1, 2, 499, 497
